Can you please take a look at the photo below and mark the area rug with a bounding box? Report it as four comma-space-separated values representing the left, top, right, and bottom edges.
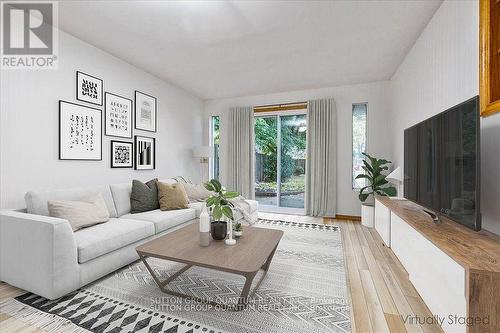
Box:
0, 219, 351, 333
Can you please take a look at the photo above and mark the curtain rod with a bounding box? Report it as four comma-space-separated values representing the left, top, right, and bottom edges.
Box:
253, 101, 307, 109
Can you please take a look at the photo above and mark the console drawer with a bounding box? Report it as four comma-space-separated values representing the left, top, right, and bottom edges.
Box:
391, 212, 466, 333
374, 198, 391, 246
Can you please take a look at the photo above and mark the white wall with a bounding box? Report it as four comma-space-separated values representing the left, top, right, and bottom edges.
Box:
204, 81, 392, 216
390, 0, 500, 235
0, 30, 204, 209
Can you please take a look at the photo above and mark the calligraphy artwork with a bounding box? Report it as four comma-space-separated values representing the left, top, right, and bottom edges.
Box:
59, 100, 102, 160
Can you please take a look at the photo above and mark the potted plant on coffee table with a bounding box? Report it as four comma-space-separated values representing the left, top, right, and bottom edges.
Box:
204, 179, 239, 240
356, 153, 397, 227
233, 222, 243, 238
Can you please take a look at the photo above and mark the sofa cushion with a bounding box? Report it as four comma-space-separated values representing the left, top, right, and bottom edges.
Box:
121, 208, 196, 233
48, 193, 110, 231
188, 202, 204, 217
109, 182, 132, 216
130, 179, 160, 213
182, 182, 213, 202
158, 181, 189, 211
110, 179, 196, 217
74, 218, 154, 263
25, 185, 118, 218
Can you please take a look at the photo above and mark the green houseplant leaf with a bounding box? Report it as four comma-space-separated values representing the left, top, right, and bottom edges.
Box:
357, 153, 397, 203
210, 179, 222, 192
224, 191, 239, 199
204, 179, 239, 221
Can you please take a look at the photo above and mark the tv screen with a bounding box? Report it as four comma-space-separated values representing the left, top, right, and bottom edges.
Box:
404, 96, 480, 231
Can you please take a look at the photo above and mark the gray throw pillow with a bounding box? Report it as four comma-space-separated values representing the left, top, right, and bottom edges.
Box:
130, 179, 159, 213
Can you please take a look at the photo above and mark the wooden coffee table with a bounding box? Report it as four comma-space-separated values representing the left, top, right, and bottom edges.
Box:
136, 222, 283, 310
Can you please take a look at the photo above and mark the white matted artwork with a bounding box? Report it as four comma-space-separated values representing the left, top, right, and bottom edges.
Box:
134, 135, 155, 170
59, 101, 102, 160
76, 71, 103, 106
105, 92, 132, 138
110, 140, 133, 168
134, 91, 157, 132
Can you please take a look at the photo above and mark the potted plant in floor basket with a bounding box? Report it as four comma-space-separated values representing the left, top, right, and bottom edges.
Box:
356, 153, 397, 228
204, 179, 239, 240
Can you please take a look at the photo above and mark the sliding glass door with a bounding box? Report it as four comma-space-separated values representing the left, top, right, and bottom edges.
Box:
255, 113, 307, 213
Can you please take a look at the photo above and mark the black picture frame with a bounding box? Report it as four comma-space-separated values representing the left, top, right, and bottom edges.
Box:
134, 90, 157, 133
110, 140, 133, 168
105, 92, 133, 139
76, 71, 103, 106
134, 135, 156, 170
59, 100, 102, 161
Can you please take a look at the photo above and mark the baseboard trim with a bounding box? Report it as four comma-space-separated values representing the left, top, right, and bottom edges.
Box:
332, 214, 361, 222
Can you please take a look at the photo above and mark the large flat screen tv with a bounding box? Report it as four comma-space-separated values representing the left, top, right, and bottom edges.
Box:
404, 96, 480, 231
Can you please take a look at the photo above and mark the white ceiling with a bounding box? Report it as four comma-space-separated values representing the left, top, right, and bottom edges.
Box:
58, 0, 442, 100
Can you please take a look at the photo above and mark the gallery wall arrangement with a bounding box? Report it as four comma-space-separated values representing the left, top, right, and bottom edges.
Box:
58, 71, 157, 170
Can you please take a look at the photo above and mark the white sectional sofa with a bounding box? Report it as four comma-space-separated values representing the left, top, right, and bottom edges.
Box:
0, 179, 258, 300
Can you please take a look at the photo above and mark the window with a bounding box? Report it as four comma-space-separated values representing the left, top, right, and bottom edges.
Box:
352, 103, 367, 190
210, 116, 220, 180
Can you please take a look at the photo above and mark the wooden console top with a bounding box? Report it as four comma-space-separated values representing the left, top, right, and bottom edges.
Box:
376, 196, 500, 273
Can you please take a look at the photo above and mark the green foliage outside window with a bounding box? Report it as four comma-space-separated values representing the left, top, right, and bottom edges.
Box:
255, 115, 306, 182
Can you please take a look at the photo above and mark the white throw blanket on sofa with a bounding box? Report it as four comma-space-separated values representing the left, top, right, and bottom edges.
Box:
230, 196, 255, 225
171, 176, 256, 225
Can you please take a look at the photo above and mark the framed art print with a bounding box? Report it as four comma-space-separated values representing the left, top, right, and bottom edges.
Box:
76, 71, 103, 106
105, 92, 132, 138
134, 91, 157, 132
111, 140, 133, 168
59, 100, 102, 160
134, 135, 155, 170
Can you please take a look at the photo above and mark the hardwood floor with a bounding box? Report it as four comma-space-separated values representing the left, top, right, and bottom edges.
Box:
0, 212, 443, 333
260, 212, 442, 333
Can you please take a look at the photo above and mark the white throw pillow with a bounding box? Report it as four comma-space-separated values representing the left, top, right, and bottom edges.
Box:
48, 193, 110, 231
180, 182, 214, 202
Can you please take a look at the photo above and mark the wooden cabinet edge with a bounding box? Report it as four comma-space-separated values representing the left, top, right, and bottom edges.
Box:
466, 269, 500, 333
479, 0, 500, 117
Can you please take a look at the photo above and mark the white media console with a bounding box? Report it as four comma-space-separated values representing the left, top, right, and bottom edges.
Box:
374, 196, 500, 333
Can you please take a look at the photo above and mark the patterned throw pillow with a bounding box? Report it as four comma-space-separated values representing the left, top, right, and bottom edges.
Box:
157, 181, 189, 211
48, 193, 110, 231
180, 182, 213, 202
130, 179, 159, 213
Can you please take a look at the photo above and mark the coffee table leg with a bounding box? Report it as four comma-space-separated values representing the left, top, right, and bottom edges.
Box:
261, 243, 279, 271
139, 254, 192, 291
138, 244, 281, 312
139, 255, 163, 289
236, 272, 257, 310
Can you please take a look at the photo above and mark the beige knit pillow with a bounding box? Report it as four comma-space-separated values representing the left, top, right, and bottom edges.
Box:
157, 181, 189, 211
48, 193, 110, 231
180, 182, 213, 202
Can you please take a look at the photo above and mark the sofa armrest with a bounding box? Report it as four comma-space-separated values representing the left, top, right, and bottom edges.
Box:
0, 210, 79, 299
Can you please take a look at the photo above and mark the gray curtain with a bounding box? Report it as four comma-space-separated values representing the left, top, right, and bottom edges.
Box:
226, 106, 255, 199
305, 98, 337, 216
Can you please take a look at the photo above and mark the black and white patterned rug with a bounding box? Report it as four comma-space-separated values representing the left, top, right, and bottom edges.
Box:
0, 219, 351, 333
